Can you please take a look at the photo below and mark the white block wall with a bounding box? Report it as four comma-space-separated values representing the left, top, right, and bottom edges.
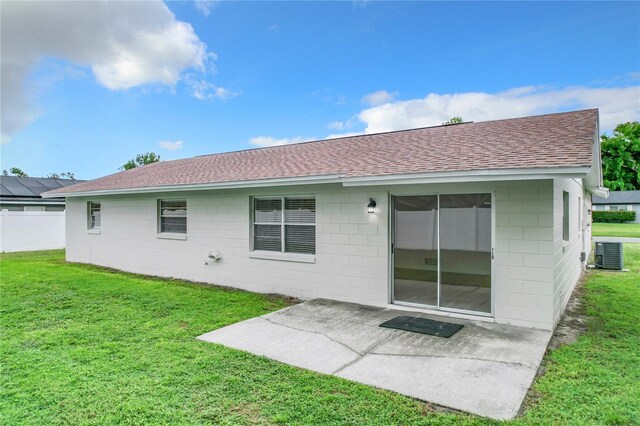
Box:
552, 178, 588, 327
66, 185, 390, 307
492, 180, 557, 329
65, 179, 582, 330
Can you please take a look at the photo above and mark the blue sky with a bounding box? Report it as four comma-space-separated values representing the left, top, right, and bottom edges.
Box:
1, 1, 639, 180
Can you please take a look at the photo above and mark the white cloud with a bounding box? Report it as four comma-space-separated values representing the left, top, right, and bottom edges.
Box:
159, 140, 184, 151
249, 136, 313, 148
267, 24, 280, 33
1, 1, 214, 142
194, 0, 218, 17
186, 77, 240, 101
358, 85, 640, 133
362, 90, 397, 107
325, 132, 363, 140
328, 115, 358, 131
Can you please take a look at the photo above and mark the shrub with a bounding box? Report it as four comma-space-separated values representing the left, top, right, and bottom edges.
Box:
592, 210, 636, 223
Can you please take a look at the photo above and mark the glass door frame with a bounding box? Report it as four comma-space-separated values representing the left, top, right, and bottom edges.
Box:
389, 191, 496, 317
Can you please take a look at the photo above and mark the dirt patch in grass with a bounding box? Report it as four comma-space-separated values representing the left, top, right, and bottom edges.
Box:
547, 275, 589, 350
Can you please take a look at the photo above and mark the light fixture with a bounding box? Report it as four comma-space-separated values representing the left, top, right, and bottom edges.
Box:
367, 198, 377, 214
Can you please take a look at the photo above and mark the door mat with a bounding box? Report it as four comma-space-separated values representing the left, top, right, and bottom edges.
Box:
379, 316, 463, 338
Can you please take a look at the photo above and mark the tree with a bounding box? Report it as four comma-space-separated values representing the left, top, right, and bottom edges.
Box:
601, 122, 640, 191
443, 117, 464, 125
2, 167, 28, 177
119, 152, 161, 171
46, 172, 75, 179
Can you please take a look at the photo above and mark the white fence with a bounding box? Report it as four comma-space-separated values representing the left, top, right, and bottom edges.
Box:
395, 207, 492, 252
0, 211, 66, 252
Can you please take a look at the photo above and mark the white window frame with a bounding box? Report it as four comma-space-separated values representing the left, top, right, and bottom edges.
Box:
157, 199, 187, 239
87, 201, 101, 233
562, 191, 569, 242
250, 195, 316, 261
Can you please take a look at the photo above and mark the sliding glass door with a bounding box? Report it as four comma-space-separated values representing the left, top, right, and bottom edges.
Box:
392, 193, 492, 315
393, 196, 439, 306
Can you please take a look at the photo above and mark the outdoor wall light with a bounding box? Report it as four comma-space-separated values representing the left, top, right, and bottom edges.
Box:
367, 198, 377, 214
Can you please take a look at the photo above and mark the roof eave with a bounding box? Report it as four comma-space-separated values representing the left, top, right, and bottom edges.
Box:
42, 167, 593, 198
341, 166, 591, 186
41, 174, 344, 198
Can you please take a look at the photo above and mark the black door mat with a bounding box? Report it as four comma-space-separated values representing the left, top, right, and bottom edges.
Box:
379, 316, 463, 338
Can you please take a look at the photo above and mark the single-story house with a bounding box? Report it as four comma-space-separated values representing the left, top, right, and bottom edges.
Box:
44, 109, 607, 330
592, 190, 640, 223
0, 176, 83, 211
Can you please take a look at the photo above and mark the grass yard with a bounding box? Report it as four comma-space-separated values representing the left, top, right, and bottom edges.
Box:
592, 222, 640, 238
1, 248, 639, 425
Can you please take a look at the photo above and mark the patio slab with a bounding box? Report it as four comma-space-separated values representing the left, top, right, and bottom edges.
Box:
197, 299, 552, 420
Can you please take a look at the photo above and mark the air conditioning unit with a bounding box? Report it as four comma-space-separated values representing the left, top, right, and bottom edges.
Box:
595, 242, 624, 270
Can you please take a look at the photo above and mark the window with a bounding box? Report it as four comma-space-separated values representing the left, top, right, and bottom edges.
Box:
253, 197, 315, 255
24, 206, 45, 212
578, 197, 582, 234
88, 202, 101, 229
159, 200, 187, 234
562, 191, 569, 241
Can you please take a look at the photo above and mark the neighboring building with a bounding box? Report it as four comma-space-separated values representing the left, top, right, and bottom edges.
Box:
44, 109, 607, 330
0, 176, 83, 211
592, 190, 640, 223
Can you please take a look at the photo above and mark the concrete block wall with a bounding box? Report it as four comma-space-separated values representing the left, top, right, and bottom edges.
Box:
65, 178, 573, 330
65, 184, 390, 307
492, 180, 556, 329
551, 178, 586, 326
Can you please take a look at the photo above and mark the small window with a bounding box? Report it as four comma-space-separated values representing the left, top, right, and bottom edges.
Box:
253, 196, 315, 255
578, 197, 582, 233
24, 206, 45, 212
159, 200, 187, 234
562, 191, 569, 241
88, 202, 101, 229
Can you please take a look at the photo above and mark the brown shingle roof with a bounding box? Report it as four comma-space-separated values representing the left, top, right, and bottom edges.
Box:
48, 109, 597, 195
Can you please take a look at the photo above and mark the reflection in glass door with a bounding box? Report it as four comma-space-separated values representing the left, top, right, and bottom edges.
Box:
392, 193, 492, 314
393, 196, 438, 306
439, 194, 492, 313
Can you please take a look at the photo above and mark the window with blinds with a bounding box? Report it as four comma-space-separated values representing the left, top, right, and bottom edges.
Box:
87, 202, 101, 229
159, 200, 187, 234
253, 197, 316, 255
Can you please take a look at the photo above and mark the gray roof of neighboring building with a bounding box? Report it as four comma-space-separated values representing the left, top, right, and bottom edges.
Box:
592, 190, 640, 205
0, 176, 84, 203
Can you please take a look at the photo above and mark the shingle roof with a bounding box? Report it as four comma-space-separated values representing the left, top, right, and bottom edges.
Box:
46, 109, 598, 195
1, 176, 84, 200
592, 190, 640, 205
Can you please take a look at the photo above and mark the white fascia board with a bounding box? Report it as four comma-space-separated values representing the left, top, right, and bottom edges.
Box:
340, 167, 591, 187
42, 174, 343, 198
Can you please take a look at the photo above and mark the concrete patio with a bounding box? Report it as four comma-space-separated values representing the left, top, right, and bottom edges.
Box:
197, 299, 552, 420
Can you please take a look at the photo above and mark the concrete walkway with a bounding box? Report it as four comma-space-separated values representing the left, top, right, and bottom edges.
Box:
593, 236, 640, 243
198, 299, 552, 420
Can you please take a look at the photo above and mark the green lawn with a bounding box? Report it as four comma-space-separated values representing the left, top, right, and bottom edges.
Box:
592, 222, 640, 238
1, 249, 639, 425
